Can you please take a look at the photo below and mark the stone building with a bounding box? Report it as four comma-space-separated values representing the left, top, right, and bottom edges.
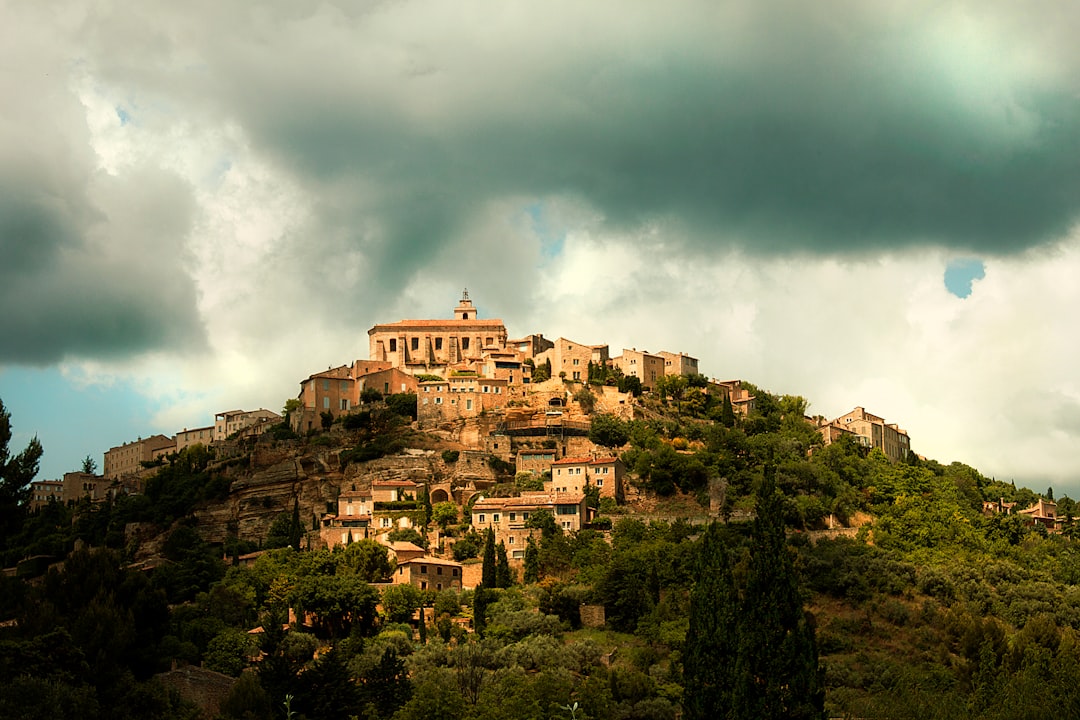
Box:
368, 290, 509, 374
471, 491, 588, 559
176, 426, 214, 453
823, 406, 911, 463
550, 455, 625, 502
658, 351, 700, 377
29, 479, 63, 511
612, 348, 664, 390
391, 556, 463, 592
214, 409, 281, 443
535, 337, 609, 383
104, 434, 176, 479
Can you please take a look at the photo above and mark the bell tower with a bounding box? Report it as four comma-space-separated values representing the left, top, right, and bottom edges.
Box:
453, 288, 476, 320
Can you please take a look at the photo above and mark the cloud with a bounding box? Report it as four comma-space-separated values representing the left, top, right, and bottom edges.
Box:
0, 6, 205, 365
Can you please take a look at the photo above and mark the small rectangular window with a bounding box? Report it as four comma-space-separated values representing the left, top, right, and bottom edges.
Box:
462, 337, 470, 350
435, 337, 443, 350
493, 514, 500, 523
389, 339, 397, 351
411, 337, 419, 350
479, 514, 486, 523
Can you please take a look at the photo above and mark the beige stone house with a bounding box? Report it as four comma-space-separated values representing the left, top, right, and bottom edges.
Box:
712, 380, 756, 415
471, 491, 588, 560
1018, 498, 1059, 530
612, 348, 664, 390
214, 409, 280, 442
658, 351, 700, 377
104, 434, 176, 479
175, 426, 214, 453
823, 407, 911, 463
61, 471, 113, 505
29, 479, 63, 511
392, 556, 463, 592
293, 362, 417, 432
550, 455, 625, 502
535, 337, 609, 383
516, 449, 557, 475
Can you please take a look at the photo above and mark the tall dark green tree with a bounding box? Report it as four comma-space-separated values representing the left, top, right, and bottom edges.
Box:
0, 399, 43, 560
481, 528, 496, 588
683, 522, 739, 719
523, 536, 540, 584
289, 498, 303, 551
733, 472, 824, 719
495, 541, 512, 588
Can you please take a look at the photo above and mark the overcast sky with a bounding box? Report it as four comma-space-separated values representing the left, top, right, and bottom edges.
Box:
2, 1, 1080, 495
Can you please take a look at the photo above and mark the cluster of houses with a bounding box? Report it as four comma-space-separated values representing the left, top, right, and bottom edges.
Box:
28, 408, 282, 511
29, 291, 937, 580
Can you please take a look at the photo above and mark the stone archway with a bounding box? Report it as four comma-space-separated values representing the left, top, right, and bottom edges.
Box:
430, 488, 450, 504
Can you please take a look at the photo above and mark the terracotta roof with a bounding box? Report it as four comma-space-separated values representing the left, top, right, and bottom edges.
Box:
390, 541, 424, 552
552, 456, 593, 465
370, 319, 506, 330
590, 457, 619, 465
399, 555, 463, 567
372, 480, 418, 487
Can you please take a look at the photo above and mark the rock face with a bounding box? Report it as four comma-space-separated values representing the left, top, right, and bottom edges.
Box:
187, 438, 510, 549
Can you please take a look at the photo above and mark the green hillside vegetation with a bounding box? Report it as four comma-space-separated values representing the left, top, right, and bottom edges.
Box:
3, 386, 1080, 718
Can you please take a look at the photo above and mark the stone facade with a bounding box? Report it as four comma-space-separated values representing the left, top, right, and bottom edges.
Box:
104, 434, 175, 479
472, 491, 587, 559
612, 348, 664, 390
550, 455, 625, 502
368, 291, 508, 374
392, 556, 463, 592
176, 426, 214, 453
658, 351, 700, 377
535, 337, 608, 383
214, 409, 280, 443
29, 479, 63, 511
826, 406, 911, 462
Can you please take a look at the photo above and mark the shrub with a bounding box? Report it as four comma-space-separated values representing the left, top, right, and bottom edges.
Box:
441, 450, 460, 463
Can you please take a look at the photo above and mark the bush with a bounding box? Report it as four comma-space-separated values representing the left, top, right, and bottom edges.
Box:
441, 450, 460, 463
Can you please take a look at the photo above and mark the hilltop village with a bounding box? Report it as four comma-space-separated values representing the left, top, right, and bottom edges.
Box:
29, 290, 1066, 572
28, 292, 926, 555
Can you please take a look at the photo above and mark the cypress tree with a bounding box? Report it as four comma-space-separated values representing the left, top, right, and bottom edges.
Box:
683, 522, 739, 720
288, 498, 302, 551
481, 528, 496, 587
495, 541, 512, 588
733, 471, 824, 719
523, 536, 540, 584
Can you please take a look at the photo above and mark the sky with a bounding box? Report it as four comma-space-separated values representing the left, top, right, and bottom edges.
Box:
2, 1, 1080, 495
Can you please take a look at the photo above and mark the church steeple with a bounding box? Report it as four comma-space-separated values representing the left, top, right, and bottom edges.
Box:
454, 288, 476, 320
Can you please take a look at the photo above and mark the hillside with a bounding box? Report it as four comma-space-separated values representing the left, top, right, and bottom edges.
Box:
3, 383, 1080, 719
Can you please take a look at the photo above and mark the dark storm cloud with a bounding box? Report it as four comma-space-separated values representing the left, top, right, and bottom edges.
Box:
165, 0, 1080, 272
13, 0, 1080, 356
0, 161, 208, 364
0, 62, 206, 365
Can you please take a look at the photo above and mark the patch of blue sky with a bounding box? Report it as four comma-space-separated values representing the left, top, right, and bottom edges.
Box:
524, 201, 565, 261
944, 258, 986, 298
0, 366, 156, 481
116, 106, 131, 126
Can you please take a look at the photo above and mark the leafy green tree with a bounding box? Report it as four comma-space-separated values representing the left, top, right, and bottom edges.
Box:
361, 387, 384, 404
220, 669, 272, 720
289, 574, 378, 638
335, 539, 393, 582
0, 399, 43, 558
80, 454, 97, 475
320, 410, 334, 430
524, 509, 559, 538
589, 414, 630, 451
574, 387, 596, 414
386, 393, 418, 421
432, 501, 459, 529
204, 628, 257, 676
382, 583, 424, 624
